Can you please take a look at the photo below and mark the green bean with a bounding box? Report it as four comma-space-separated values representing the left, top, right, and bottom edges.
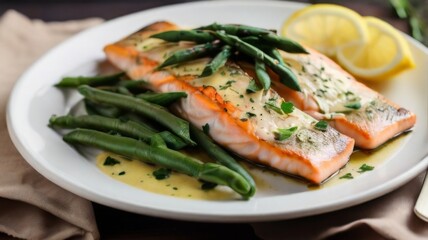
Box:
261, 33, 307, 54
49, 115, 186, 150
266, 48, 286, 66
64, 129, 252, 198
55, 72, 125, 88
136, 92, 187, 106
254, 59, 271, 90
200, 45, 232, 77
118, 113, 187, 150
118, 113, 160, 131
190, 125, 256, 198
157, 41, 221, 69
84, 99, 123, 118
242, 35, 306, 54
117, 86, 133, 96
150, 30, 216, 43
116, 80, 148, 93
241, 37, 287, 66
214, 32, 301, 91
197, 22, 272, 36
78, 85, 195, 145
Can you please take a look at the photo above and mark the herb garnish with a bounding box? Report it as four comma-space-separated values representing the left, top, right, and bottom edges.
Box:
246, 112, 257, 118
103, 156, 120, 166
314, 120, 328, 131
274, 126, 298, 141
358, 164, 374, 173
118, 171, 126, 176
219, 80, 236, 90
339, 173, 353, 179
153, 168, 172, 180
345, 101, 361, 110
264, 102, 283, 114
281, 101, 295, 114
202, 123, 210, 134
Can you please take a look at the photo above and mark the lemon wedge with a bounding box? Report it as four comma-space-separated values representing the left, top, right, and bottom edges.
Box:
281, 4, 369, 57
282, 4, 415, 81
336, 17, 415, 80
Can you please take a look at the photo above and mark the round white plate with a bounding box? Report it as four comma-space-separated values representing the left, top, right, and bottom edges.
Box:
6, 1, 428, 222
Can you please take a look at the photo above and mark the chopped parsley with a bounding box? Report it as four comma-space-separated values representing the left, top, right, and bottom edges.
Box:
202, 123, 210, 134
264, 102, 283, 115
219, 80, 236, 90
246, 79, 262, 93
250, 98, 255, 103
239, 94, 244, 98
339, 173, 353, 179
118, 171, 126, 176
103, 156, 120, 166
246, 112, 257, 118
153, 168, 171, 180
314, 120, 328, 131
281, 101, 295, 114
344, 101, 361, 110
274, 126, 298, 141
358, 164, 374, 173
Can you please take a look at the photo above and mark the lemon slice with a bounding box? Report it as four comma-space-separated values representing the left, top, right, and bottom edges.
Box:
281, 4, 369, 57
336, 17, 415, 80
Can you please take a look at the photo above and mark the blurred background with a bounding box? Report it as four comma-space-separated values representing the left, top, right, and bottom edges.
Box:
1, 0, 426, 45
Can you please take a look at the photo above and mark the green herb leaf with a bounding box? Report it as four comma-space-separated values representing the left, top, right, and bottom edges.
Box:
103, 156, 120, 166
219, 80, 236, 90
246, 79, 262, 93
202, 123, 210, 134
246, 112, 257, 118
344, 101, 361, 110
314, 120, 328, 131
264, 102, 283, 115
274, 126, 298, 141
281, 101, 295, 114
339, 173, 353, 179
118, 171, 126, 176
358, 164, 374, 173
153, 168, 172, 180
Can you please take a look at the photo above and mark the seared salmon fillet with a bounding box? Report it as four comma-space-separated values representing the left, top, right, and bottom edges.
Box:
103, 21, 355, 184
271, 49, 416, 149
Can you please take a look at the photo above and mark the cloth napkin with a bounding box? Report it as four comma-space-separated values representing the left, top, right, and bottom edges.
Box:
0, 10, 102, 240
252, 172, 428, 240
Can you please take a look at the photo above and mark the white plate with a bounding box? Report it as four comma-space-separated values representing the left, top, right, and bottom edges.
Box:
6, 1, 428, 222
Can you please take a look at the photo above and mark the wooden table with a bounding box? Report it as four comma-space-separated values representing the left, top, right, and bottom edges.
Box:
0, 0, 411, 239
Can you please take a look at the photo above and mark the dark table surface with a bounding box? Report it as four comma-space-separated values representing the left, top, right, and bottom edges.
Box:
0, 0, 413, 239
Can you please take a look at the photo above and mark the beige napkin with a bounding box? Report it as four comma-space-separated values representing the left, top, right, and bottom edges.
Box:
252, 172, 428, 240
0, 10, 102, 240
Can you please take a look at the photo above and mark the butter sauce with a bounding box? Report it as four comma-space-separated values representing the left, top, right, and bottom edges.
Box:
96, 152, 239, 200
96, 134, 407, 199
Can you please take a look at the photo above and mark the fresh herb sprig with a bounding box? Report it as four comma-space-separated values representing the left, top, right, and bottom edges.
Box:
390, 0, 427, 45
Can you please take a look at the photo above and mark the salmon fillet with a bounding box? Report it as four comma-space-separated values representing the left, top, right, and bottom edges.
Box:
103, 21, 355, 184
270, 49, 416, 149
